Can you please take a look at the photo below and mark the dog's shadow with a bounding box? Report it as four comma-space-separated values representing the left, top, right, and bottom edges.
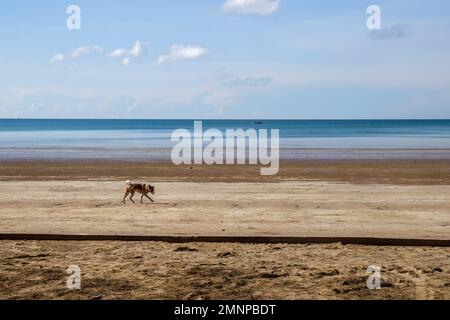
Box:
95, 202, 113, 208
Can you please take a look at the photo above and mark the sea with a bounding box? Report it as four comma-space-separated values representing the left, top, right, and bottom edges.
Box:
0, 119, 449, 160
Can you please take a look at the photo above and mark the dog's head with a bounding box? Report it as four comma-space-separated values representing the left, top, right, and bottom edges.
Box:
148, 185, 155, 194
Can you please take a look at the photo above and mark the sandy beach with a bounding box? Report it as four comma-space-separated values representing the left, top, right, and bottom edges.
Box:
3, 0, 450, 304
1, 241, 449, 300
0, 159, 449, 299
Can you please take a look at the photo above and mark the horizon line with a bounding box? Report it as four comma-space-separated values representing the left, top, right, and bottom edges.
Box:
1, 118, 450, 121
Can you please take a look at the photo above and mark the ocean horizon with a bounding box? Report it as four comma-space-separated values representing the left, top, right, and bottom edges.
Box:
1, 119, 450, 160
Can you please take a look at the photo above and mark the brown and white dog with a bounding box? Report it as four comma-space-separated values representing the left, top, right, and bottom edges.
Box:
122, 180, 155, 204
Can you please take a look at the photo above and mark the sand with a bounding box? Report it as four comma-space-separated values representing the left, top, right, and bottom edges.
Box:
1, 241, 449, 300
1, 160, 449, 184
0, 180, 449, 239
0, 160, 449, 299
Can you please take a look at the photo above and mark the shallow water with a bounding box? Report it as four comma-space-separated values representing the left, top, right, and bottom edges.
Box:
0, 119, 449, 160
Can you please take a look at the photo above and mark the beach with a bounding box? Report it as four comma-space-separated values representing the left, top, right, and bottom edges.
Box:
3, 0, 450, 305
0, 159, 449, 299
1, 241, 449, 300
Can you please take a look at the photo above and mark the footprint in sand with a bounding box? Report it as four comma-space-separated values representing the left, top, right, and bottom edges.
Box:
392, 267, 435, 300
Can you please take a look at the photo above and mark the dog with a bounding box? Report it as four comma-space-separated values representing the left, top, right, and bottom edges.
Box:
122, 180, 155, 204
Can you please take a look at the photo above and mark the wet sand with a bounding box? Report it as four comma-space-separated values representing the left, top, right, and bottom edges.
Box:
1, 159, 449, 184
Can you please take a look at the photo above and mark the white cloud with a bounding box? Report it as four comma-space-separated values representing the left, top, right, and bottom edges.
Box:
110, 41, 146, 66
51, 45, 103, 63
51, 42, 144, 67
129, 41, 143, 57
50, 53, 65, 64
110, 49, 127, 58
221, 0, 280, 16
157, 45, 207, 65
71, 46, 91, 59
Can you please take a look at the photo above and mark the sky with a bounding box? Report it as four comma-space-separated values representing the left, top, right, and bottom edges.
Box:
0, 0, 450, 119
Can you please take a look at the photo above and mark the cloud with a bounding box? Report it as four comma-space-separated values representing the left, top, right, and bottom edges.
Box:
157, 45, 207, 65
71, 46, 91, 58
51, 42, 144, 67
370, 24, 413, 40
50, 53, 65, 64
71, 46, 103, 58
128, 41, 143, 57
221, 0, 280, 16
110, 49, 127, 58
51, 45, 103, 63
110, 41, 146, 66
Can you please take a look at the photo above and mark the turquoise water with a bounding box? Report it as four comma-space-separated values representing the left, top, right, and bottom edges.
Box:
0, 119, 449, 160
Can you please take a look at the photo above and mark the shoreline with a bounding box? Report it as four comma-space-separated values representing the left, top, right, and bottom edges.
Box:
1, 147, 450, 162
0, 158, 449, 184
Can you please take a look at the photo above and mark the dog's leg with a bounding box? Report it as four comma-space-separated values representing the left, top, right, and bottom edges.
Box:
129, 191, 136, 203
140, 194, 144, 203
145, 194, 154, 203
122, 191, 129, 204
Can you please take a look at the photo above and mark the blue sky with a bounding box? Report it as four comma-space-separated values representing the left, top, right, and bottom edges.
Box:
0, 0, 449, 119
